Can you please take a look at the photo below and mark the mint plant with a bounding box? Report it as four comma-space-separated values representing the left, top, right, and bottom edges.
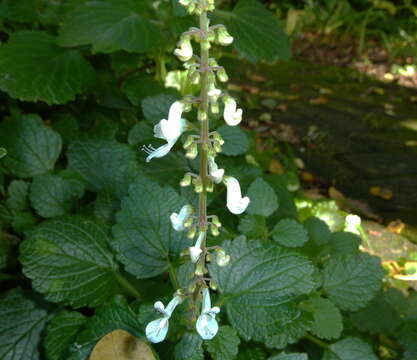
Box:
0, 1, 416, 360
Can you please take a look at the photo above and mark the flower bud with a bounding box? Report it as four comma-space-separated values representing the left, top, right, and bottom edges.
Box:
212, 132, 224, 145
180, 173, 192, 187
217, 68, 229, 82
193, 177, 203, 193
216, 248, 230, 266
183, 135, 195, 149
198, 109, 207, 121
206, 180, 214, 193
209, 280, 218, 290
174, 35, 193, 62
211, 215, 222, 228
185, 142, 198, 159
213, 140, 222, 153
216, 26, 233, 46
188, 69, 200, 85
187, 225, 197, 239
184, 216, 194, 228
195, 262, 206, 276
210, 223, 220, 236
210, 100, 219, 114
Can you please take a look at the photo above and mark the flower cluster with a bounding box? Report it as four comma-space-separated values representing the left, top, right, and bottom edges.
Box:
143, 0, 249, 344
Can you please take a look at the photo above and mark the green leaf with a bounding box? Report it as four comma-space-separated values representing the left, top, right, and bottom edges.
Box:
30, 174, 85, 218
304, 296, 343, 340
209, 237, 315, 341
94, 190, 119, 222
68, 296, 143, 360
217, 125, 249, 156
238, 214, 268, 239
327, 232, 360, 256
272, 219, 308, 248
122, 74, 165, 106
175, 333, 204, 360
58, 1, 162, 54
322, 253, 384, 311
0, 288, 48, 360
350, 291, 402, 334
45, 311, 87, 360
0, 0, 38, 22
264, 175, 297, 221
6, 180, 30, 212
67, 139, 137, 196
20, 216, 120, 308
237, 346, 267, 360
322, 337, 378, 360
11, 211, 36, 233
0, 31, 94, 104
303, 217, 331, 246
219, 0, 291, 61
112, 177, 190, 279
265, 311, 312, 349
128, 122, 154, 145
0, 147, 6, 159
0, 114, 62, 178
246, 178, 278, 217
206, 326, 240, 360
269, 354, 308, 360
0, 233, 12, 270
142, 93, 181, 123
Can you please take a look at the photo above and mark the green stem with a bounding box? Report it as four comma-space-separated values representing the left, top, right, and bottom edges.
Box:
305, 333, 329, 349
115, 272, 141, 299
198, 7, 210, 241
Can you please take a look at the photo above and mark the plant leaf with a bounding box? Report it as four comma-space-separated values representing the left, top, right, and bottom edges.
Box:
322, 253, 384, 311
0, 114, 62, 178
246, 178, 278, 217
20, 216, 120, 308
30, 174, 85, 218
6, 180, 30, 212
112, 177, 190, 279
209, 237, 315, 340
206, 326, 240, 360
58, 1, 162, 54
0, 288, 48, 360
0, 31, 94, 104
217, 125, 249, 156
45, 311, 87, 360
272, 219, 308, 247
175, 333, 204, 360
269, 354, 308, 360
322, 337, 378, 360
217, 0, 291, 61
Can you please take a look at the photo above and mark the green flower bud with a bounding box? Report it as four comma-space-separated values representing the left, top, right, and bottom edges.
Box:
192, 178, 203, 193
206, 180, 214, 193
210, 100, 219, 114
188, 69, 200, 85
184, 216, 194, 228
209, 280, 218, 290
198, 109, 207, 121
180, 173, 192, 187
213, 140, 222, 153
187, 225, 197, 239
217, 68, 228, 82
212, 132, 225, 145
211, 215, 222, 228
210, 223, 220, 236
216, 26, 233, 46
195, 262, 206, 276
183, 135, 195, 149
185, 142, 198, 159
216, 248, 230, 266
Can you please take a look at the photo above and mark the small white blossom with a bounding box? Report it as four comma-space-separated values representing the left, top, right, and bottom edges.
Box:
143, 101, 188, 162
146, 295, 183, 343
223, 96, 242, 126
224, 176, 250, 214
344, 214, 361, 235
208, 156, 224, 184
170, 205, 193, 231
174, 36, 193, 62
189, 231, 205, 263
216, 26, 233, 45
196, 288, 220, 340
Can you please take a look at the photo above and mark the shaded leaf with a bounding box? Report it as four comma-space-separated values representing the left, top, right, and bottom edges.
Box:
206, 326, 240, 360
246, 178, 278, 217
272, 219, 308, 248
217, 125, 249, 156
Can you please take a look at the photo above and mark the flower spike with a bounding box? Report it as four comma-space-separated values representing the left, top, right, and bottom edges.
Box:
196, 288, 220, 340
224, 176, 250, 214
146, 295, 183, 343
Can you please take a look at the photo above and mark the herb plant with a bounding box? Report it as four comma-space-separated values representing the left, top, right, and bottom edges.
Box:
0, 1, 416, 360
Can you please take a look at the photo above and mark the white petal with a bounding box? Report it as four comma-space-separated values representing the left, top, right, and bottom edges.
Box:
189, 246, 203, 263
227, 196, 250, 215
153, 121, 166, 139
170, 205, 193, 231
145, 142, 175, 162
208, 157, 225, 184
146, 317, 169, 343
223, 97, 242, 126
196, 313, 219, 340
174, 40, 193, 61
154, 301, 165, 313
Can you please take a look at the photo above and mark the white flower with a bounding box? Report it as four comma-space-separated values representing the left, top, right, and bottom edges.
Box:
146, 295, 182, 343
344, 214, 361, 235
196, 288, 220, 340
223, 96, 242, 126
143, 101, 188, 162
189, 231, 205, 263
170, 205, 193, 231
174, 36, 193, 62
224, 176, 250, 214
208, 156, 224, 184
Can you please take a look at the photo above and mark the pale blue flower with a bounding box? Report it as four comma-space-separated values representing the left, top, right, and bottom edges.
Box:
143, 101, 188, 162
224, 176, 250, 215
196, 288, 220, 340
170, 204, 193, 231
146, 295, 182, 343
